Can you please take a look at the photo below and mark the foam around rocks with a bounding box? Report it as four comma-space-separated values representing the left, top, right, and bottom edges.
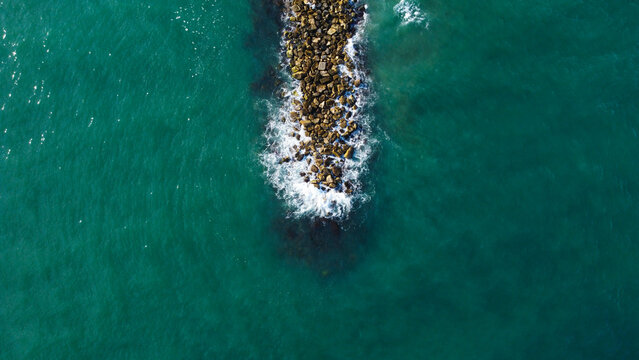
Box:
261, 1, 371, 220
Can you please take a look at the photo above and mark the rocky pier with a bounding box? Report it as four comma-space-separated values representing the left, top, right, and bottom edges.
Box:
279, 0, 366, 195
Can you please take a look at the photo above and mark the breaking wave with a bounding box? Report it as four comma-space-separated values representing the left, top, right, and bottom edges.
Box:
393, 0, 429, 28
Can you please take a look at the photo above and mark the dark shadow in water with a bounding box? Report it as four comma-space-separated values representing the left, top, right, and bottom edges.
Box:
271, 199, 375, 278
246, 0, 285, 97
251, 65, 282, 96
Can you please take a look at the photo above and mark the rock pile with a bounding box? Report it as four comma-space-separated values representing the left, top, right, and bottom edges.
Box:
280, 0, 366, 194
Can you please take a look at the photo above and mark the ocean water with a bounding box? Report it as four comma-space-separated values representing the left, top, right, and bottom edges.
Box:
1, 0, 639, 358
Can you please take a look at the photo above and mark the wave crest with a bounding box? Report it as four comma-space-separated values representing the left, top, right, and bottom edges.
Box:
394, 0, 429, 28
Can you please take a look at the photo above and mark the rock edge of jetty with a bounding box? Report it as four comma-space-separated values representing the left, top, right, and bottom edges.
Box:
279, 0, 366, 195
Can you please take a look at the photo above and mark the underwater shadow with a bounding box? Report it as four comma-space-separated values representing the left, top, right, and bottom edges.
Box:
246, 0, 285, 96
271, 197, 376, 277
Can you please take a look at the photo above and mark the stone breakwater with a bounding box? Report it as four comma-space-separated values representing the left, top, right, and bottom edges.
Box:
262, 0, 369, 218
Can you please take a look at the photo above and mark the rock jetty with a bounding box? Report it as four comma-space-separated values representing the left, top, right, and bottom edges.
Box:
280, 0, 366, 195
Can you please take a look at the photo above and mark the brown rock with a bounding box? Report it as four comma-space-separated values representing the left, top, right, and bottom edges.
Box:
344, 147, 353, 159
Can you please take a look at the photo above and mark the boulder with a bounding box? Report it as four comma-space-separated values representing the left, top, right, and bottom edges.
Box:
344, 147, 353, 159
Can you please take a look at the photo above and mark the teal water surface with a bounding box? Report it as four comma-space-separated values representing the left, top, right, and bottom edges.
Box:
2, 0, 639, 358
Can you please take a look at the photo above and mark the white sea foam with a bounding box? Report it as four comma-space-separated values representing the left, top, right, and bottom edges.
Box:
261, 4, 372, 220
393, 0, 429, 28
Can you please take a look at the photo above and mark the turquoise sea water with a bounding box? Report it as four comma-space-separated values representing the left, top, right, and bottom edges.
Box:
2, 0, 639, 358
